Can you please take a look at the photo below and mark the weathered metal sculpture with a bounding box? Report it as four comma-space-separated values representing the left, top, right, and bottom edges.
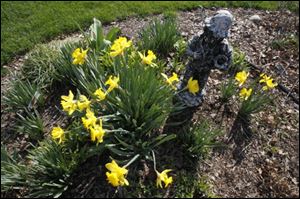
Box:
178, 10, 233, 107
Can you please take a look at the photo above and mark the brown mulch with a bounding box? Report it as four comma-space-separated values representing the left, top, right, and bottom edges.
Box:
1, 7, 299, 198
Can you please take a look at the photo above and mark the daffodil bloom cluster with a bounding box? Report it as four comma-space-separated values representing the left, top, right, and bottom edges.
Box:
94, 88, 106, 101
105, 160, 129, 187
51, 126, 65, 144
109, 37, 132, 57
259, 73, 278, 90
64, 36, 178, 189
77, 95, 91, 111
187, 77, 200, 95
105, 75, 120, 93
156, 169, 173, 188
72, 48, 88, 65
239, 87, 252, 100
61, 90, 91, 115
235, 71, 249, 87
61, 90, 78, 115
138, 50, 157, 66
81, 108, 105, 144
161, 72, 179, 90
93, 75, 119, 101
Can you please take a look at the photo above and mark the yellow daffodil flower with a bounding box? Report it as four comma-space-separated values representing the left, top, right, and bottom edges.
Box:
82, 108, 97, 130
156, 169, 173, 188
235, 71, 249, 87
51, 127, 65, 144
161, 72, 179, 89
109, 37, 132, 57
239, 87, 253, 100
105, 75, 119, 93
61, 90, 77, 115
72, 48, 88, 65
90, 118, 105, 144
106, 172, 120, 187
77, 95, 91, 111
105, 160, 129, 187
187, 77, 199, 95
259, 73, 278, 90
94, 88, 106, 101
138, 50, 157, 65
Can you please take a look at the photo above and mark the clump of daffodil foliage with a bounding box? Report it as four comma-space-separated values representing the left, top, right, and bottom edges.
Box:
1, 18, 204, 198
220, 68, 277, 119
50, 17, 202, 190
235, 71, 277, 118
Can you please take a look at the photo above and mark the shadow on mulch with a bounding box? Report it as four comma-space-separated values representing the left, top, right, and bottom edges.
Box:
227, 114, 253, 165
162, 106, 198, 134
205, 97, 255, 166
61, 153, 116, 198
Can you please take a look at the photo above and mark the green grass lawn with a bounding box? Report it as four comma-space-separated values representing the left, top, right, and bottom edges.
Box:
1, 1, 298, 73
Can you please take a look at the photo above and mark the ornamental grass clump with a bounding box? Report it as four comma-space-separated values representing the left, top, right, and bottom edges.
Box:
21, 43, 60, 89
176, 119, 222, 163
15, 109, 44, 141
1, 140, 82, 198
3, 78, 44, 111
1, 147, 27, 192
220, 76, 237, 103
138, 15, 181, 57
25, 140, 82, 198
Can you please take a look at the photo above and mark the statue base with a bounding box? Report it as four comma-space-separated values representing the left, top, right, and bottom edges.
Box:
177, 89, 205, 107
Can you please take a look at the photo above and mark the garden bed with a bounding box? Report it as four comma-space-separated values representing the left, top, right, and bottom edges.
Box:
1, 7, 299, 198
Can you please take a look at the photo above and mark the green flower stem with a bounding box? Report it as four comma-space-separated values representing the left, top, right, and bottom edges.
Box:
152, 150, 157, 172
105, 129, 129, 133
123, 154, 140, 168
175, 86, 188, 95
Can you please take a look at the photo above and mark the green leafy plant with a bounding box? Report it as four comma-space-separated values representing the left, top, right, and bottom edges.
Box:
169, 38, 188, 72
3, 78, 44, 111
174, 38, 187, 60
86, 18, 120, 52
51, 24, 179, 168
270, 35, 298, 50
53, 41, 109, 95
102, 63, 177, 160
21, 43, 60, 89
220, 77, 238, 103
53, 41, 86, 86
197, 176, 218, 198
177, 119, 222, 161
25, 139, 81, 198
175, 171, 213, 198
238, 89, 273, 118
2, 131, 106, 197
228, 48, 249, 76
15, 109, 44, 141
1, 147, 27, 192
54, 19, 120, 93
138, 15, 181, 57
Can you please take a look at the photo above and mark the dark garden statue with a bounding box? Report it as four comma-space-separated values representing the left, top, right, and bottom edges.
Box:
178, 10, 233, 107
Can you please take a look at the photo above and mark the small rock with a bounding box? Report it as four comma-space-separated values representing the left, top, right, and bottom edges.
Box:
249, 14, 261, 23
181, 32, 188, 37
